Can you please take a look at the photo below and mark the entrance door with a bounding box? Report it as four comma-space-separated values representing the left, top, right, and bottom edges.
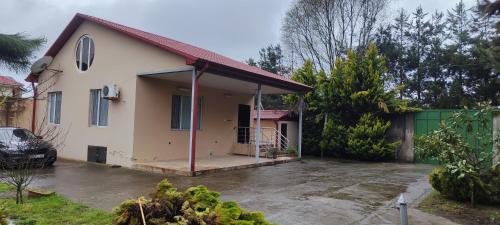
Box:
237, 104, 251, 143
280, 123, 288, 149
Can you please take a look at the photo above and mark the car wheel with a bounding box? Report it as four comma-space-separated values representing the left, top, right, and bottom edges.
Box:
44, 154, 57, 167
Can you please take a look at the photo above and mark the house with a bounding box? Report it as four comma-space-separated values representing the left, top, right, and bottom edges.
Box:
251, 110, 298, 155
0, 75, 32, 129
26, 13, 310, 175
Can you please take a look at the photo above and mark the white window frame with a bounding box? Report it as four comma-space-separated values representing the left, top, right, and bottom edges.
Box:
89, 89, 108, 127
171, 95, 202, 131
47, 91, 62, 125
76, 35, 94, 72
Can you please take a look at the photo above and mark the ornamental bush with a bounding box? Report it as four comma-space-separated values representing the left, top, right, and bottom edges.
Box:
113, 179, 275, 225
346, 113, 400, 161
429, 166, 500, 204
320, 118, 347, 157
416, 105, 499, 206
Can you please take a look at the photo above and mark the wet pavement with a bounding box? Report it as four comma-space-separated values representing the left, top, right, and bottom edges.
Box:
31, 158, 457, 225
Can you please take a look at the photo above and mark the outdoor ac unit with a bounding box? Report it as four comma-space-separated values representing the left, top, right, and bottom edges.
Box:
102, 84, 119, 100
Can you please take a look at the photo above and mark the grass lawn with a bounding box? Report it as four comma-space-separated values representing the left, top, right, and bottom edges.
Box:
0, 183, 113, 225
0, 183, 14, 192
419, 190, 500, 225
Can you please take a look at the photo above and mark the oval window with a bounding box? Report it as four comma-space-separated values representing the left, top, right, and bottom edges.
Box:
75, 35, 95, 71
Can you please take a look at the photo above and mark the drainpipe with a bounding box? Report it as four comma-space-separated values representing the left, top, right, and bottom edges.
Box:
31, 82, 37, 132
188, 63, 209, 174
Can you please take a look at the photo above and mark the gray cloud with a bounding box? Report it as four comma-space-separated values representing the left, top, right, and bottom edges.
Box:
0, 0, 476, 82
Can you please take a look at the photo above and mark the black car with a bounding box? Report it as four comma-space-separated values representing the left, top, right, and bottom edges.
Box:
0, 127, 57, 168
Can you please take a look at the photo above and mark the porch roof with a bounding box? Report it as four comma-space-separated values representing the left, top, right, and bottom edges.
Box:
138, 67, 300, 94
25, 13, 311, 93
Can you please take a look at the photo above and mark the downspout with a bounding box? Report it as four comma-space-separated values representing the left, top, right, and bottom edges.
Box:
31, 82, 37, 132
188, 62, 209, 174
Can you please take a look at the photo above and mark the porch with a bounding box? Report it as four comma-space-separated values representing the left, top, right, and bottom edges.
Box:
133, 62, 309, 176
134, 155, 297, 176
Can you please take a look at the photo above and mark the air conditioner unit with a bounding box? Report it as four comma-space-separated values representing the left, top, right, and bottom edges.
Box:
102, 84, 119, 100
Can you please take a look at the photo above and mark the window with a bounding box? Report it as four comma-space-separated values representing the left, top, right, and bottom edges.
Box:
76, 35, 95, 71
171, 95, 202, 130
48, 92, 62, 124
90, 89, 109, 126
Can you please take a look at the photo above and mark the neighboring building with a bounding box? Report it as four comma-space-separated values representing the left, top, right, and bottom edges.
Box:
0, 76, 32, 129
26, 13, 310, 172
253, 110, 298, 152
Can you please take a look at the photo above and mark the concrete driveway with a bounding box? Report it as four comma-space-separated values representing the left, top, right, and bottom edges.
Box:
31, 158, 457, 225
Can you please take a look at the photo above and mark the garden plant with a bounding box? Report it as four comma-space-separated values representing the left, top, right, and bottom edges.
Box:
416, 104, 500, 207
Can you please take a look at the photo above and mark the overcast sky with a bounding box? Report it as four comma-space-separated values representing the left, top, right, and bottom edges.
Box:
1, 0, 475, 83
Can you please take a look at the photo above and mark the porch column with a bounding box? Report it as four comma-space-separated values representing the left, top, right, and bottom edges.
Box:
298, 94, 304, 159
255, 84, 262, 162
188, 68, 198, 173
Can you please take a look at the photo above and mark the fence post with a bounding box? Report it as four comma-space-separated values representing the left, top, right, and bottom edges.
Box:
398, 194, 408, 225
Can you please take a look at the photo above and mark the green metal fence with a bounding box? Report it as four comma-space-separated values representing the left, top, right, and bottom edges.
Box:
414, 109, 493, 164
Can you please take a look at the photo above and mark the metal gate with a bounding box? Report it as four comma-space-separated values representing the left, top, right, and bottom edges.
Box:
414, 109, 493, 164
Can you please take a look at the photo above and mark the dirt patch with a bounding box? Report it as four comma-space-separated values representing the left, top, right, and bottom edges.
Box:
419, 191, 500, 225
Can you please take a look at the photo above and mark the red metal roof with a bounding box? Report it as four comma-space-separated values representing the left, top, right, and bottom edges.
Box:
26, 13, 311, 92
253, 110, 296, 121
0, 76, 22, 86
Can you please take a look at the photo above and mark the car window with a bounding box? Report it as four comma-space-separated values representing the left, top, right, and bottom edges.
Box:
0, 129, 38, 142
0, 129, 15, 141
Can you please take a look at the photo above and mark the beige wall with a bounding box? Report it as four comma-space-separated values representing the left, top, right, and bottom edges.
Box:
132, 78, 254, 162
278, 121, 298, 149
260, 120, 277, 144
35, 20, 262, 166
35, 21, 190, 166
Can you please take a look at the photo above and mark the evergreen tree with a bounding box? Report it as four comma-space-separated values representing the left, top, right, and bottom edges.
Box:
319, 44, 412, 158
392, 9, 411, 99
468, 6, 500, 105
374, 1, 498, 108
423, 11, 448, 107
285, 60, 327, 155
407, 6, 431, 104
257, 44, 289, 75
0, 33, 45, 72
445, 1, 472, 107
375, 9, 411, 99
247, 44, 291, 109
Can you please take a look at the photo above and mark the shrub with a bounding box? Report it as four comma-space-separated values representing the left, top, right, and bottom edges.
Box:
429, 167, 500, 204
346, 113, 399, 161
416, 105, 498, 207
286, 146, 297, 156
320, 118, 347, 157
113, 179, 275, 225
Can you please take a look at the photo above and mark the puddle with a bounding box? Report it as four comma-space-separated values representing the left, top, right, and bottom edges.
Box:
358, 182, 407, 200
